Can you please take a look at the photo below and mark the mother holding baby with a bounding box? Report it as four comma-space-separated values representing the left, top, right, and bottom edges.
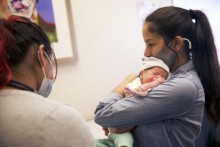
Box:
95, 6, 220, 147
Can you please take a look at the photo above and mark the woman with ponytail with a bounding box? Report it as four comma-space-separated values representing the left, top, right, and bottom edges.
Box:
95, 6, 220, 147
0, 15, 94, 147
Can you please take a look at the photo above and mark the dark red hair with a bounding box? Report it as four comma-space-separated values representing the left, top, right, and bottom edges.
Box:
0, 22, 13, 88
0, 15, 57, 89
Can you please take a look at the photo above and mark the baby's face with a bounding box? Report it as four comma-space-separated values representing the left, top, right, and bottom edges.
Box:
139, 67, 168, 84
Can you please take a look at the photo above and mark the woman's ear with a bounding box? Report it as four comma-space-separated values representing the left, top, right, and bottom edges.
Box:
38, 44, 45, 68
174, 36, 184, 52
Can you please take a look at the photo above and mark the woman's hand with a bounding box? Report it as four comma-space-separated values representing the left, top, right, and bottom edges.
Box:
112, 73, 138, 97
109, 126, 134, 134
102, 127, 109, 136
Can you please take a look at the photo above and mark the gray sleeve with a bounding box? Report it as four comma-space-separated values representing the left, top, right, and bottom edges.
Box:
94, 77, 198, 128
42, 105, 95, 147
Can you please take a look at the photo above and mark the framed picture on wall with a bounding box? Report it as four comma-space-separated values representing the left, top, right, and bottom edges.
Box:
50, 0, 74, 59
0, 0, 74, 59
173, 0, 220, 60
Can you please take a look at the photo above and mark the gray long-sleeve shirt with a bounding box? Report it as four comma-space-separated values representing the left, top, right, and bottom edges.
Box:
95, 60, 205, 147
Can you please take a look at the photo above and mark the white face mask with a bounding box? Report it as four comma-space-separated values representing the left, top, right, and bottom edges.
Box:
37, 51, 55, 97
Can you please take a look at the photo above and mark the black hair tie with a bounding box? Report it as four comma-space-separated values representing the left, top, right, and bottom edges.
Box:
189, 9, 196, 19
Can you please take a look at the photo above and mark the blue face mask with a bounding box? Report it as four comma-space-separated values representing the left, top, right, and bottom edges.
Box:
38, 76, 53, 97
37, 51, 55, 97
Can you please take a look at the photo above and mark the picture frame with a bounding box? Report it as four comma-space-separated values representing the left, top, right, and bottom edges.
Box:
50, 0, 74, 59
0, 0, 74, 59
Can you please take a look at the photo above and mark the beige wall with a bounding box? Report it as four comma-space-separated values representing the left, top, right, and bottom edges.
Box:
49, 0, 172, 120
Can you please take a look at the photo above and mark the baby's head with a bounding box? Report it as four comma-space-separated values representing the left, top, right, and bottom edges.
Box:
139, 57, 170, 84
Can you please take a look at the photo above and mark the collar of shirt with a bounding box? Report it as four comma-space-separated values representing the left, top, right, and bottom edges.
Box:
170, 60, 194, 77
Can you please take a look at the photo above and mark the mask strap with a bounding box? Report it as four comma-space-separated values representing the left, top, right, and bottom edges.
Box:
43, 51, 55, 81
167, 40, 173, 47
38, 50, 55, 81
38, 50, 47, 77
168, 38, 192, 60
167, 40, 177, 53
168, 38, 192, 49
182, 38, 193, 59
182, 38, 192, 49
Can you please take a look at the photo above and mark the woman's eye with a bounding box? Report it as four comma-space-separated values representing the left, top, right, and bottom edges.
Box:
148, 44, 154, 47
146, 44, 154, 48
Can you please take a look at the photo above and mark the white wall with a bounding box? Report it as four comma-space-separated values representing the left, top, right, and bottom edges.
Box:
49, 0, 172, 120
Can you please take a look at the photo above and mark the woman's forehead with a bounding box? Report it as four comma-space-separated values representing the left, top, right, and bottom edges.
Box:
142, 23, 161, 42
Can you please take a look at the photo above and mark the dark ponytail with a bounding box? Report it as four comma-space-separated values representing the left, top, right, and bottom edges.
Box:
0, 20, 13, 89
192, 10, 220, 123
145, 6, 220, 123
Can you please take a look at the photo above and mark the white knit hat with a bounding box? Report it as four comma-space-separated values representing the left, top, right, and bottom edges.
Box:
141, 57, 170, 73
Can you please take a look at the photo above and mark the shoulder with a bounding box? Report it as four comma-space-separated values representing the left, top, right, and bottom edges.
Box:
168, 75, 198, 91
41, 104, 95, 147
0, 90, 95, 147
170, 69, 203, 95
41, 103, 95, 146
45, 104, 87, 125
151, 73, 200, 103
147, 74, 203, 114
159, 75, 197, 92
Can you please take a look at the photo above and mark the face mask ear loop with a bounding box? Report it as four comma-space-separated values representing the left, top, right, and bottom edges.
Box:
167, 39, 176, 52
182, 38, 193, 59
38, 50, 47, 77
182, 38, 192, 49
42, 51, 55, 81
167, 40, 173, 48
166, 39, 179, 70
167, 40, 177, 55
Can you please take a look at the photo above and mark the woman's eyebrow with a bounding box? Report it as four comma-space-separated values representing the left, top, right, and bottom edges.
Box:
145, 39, 153, 43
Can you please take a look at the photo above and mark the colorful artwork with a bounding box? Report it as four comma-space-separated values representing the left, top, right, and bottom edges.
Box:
0, 0, 58, 43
